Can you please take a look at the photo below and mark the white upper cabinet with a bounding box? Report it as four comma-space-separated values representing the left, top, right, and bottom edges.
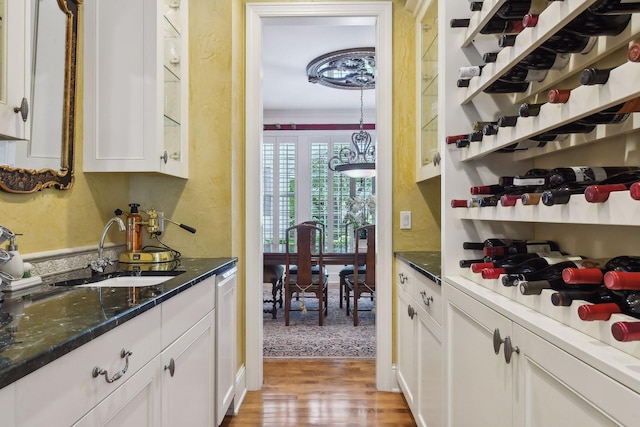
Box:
83, 0, 189, 178
0, 0, 30, 141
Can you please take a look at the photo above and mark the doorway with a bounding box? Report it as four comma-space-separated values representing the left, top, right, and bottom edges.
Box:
245, 2, 394, 391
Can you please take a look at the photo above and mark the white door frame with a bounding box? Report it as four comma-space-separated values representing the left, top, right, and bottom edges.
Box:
245, 1, 394, 391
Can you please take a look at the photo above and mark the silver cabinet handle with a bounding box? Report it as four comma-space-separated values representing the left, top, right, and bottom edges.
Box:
420, 290, 433, 306
407, 304, 415, 319
399, 273, 408, 284
161, 151, 168, 164
14, 97, 28, 122
92, 349, 133, 383
503, 336, 519, 364
493, 328, 503, 355
164, 358, 176, 377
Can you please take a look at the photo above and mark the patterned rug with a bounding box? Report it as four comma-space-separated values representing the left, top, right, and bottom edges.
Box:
263, 286, 376, 358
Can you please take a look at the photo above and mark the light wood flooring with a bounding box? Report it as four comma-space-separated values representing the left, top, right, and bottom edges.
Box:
221, 358, 416, 427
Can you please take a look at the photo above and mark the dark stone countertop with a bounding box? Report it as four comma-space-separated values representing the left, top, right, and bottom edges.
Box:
0, 257, 237, 390
395, 251, 441, 285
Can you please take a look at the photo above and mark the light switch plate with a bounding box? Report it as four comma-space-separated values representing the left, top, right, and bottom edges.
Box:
400, 211, 412, 230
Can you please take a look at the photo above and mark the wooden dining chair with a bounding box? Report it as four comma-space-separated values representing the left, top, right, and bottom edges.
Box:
284, 222, 329, 326
345, 224, 375, 326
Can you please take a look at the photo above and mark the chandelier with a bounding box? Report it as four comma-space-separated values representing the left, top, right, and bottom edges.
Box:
307, 48, 376, 179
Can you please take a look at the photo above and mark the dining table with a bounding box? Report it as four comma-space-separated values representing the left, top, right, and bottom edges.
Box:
263, 251, 365, 266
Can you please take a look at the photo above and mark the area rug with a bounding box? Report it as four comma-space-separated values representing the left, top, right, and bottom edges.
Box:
263, 286, 376, 358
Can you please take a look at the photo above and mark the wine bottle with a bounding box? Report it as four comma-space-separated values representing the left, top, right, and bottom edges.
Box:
470, 1, 484, 11
460, 258, 486, 268
470, 252, 555, 273
499, 30, 596, 54
496, 0, 550, 20
547, 88, 571, 103
459, 65, 485, 79
457, 78, 471, 88
445, 134, 469, 145
563, 256, 640, 284
483, 123, 500, 135
584, 170, 640, 202
629, 181, 640, 199
629, 40, 640, 62
547, 166, 640, 188
480, 254, 572, 279
483, 239, 561, 258
483, 79, 530, 94
505, 258, 608, 287
518, 47, 571, 71
542, 170, 640, 205
463, 242, 486, 250
497, 139, 548, 153
450, 16, 525, 35
589, 0, 640, 15
580, 66, 616, 85
518, 102, 545, 117
577, 292, 640, 320
472, 120, 498, 131
551, 289, 611, 307
605, 271, 640, 290
612, 321, 640, 342
524, 9, 631, 36
521, 192, 543, 205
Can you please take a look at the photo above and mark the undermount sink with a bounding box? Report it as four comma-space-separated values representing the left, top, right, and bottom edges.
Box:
74, 276, 176, 288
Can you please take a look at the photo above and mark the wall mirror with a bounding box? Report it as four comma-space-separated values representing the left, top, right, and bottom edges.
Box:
0, 0, 79, 193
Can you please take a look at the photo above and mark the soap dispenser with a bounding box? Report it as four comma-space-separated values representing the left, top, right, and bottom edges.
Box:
3, 234, 24, 280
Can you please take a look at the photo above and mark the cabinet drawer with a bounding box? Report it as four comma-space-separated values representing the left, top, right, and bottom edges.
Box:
16, 307, 161, 427
161, 276, 215, 349
396, 260, 414, 294
413, 272, 442, 325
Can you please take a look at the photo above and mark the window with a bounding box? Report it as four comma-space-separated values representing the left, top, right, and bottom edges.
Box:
263, 132, 375, 253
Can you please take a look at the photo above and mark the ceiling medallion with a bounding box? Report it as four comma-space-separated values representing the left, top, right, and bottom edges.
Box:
306, 47, 375, 90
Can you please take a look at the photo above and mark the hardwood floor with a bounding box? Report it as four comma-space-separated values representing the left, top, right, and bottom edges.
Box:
221, 359, 416, 427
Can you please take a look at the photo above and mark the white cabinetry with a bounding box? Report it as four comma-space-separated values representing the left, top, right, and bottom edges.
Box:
216, 267, 237, 426
445, 281, 640, 427
396, 258, 442, 427
0, 382, 16, 427
14, 275, 217, 427
0, 0, 30, 140
439, 0, 640, 423
83, 0, 189, 178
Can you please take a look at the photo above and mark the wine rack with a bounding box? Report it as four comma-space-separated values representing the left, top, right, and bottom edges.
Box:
442, 0, 640, 393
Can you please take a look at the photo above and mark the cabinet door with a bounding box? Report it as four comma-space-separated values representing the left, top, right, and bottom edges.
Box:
0, 383, 16, 427
512, 324, 639, 427
444, 285, 513, 427
396, 285, 418, 411
162, 311, 215, 427
216, 269, 237, 425
0, 0, 29, 140
73, 356, 162, 427
416, 305, 442, 427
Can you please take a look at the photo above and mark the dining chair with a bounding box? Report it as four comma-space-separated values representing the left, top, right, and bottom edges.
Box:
284, 222, 329, 326
263, 264, 284, 319
345, 224, 375, 326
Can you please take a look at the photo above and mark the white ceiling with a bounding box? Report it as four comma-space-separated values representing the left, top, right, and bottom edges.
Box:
262, 16, 377, 114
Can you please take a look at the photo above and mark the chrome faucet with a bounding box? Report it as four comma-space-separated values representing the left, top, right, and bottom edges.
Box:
91, 217, 126, 274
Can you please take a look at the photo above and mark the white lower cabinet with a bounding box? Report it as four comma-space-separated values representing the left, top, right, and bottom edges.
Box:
161, 311, 215, 427
0, 382, 16, 427
445, 282, 640, 427
14, 275, 219, 427
216, 267, 237, 426
396, 259, 442, 427
72, 356, 162, 427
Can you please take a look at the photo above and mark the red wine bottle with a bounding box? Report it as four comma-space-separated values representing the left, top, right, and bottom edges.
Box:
611, 321, 640, 341
605, 271, 640, 290
496, 0, 550, 20
481, 254, 571, 279
542, 170, 640, 205
578, 292, 640, 320
505, 258, 608, 286
547, 88, 571, 103
547, 166, 640, 188
445, 134, 469, 145
524, 9, 631, 36
629, 40, 640, 62
584, 171, 640, 202
589, 0, 640, 15
564, 256, 640, 285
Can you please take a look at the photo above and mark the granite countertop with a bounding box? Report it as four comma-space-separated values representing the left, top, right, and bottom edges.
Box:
0, 257, 237, 390
395, 251, 442, 285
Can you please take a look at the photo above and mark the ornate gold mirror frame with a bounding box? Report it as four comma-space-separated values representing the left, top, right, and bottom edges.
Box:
0, 0, 80, 193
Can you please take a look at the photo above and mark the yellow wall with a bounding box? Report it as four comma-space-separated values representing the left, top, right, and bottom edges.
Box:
0, 0, 440, 368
